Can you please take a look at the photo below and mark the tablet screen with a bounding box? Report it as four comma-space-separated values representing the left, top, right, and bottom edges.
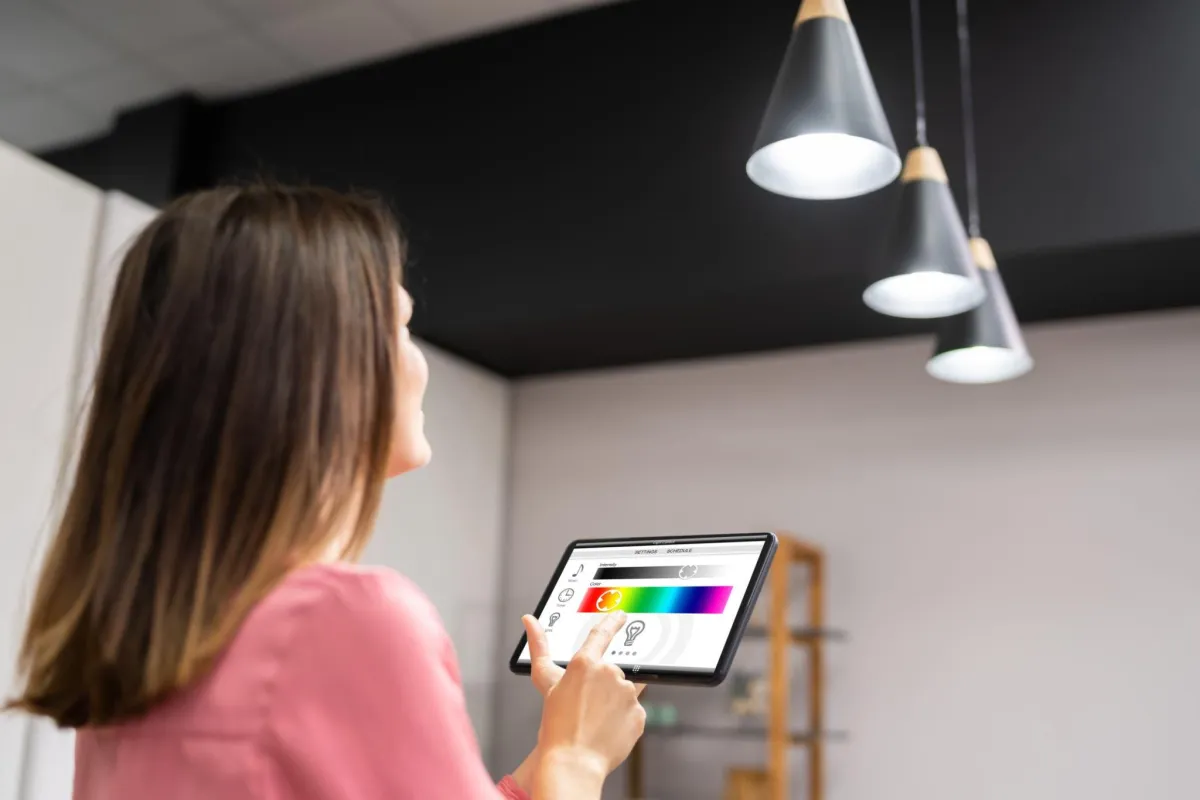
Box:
515, 534, 772, 677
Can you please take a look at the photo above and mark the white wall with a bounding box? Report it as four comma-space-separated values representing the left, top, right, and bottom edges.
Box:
496, 309, 1200, 799
0, 141, 103, 800
362, 342, 511, 756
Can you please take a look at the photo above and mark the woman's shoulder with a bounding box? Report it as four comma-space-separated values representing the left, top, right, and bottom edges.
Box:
262, 562, 443, 639
113, 564, 444, 738
252, 563, 459, 710
278, 561, 420, 603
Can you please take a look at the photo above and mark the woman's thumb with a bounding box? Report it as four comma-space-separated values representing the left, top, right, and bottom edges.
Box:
523, 615, 548, 659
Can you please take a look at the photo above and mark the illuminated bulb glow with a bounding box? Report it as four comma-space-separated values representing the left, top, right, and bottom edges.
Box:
862, 271, 985, 319
746, 132, 901, 199
926, 346, 1033, 384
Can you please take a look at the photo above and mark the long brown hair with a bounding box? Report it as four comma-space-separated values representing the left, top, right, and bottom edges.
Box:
7, 184, 403, 727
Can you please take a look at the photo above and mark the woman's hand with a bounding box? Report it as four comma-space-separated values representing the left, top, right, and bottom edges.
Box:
529, 611, 646, 797
508, 616, 577, 794
522, 615, 565, 696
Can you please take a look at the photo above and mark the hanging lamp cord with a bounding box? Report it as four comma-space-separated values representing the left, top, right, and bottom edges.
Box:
910, 0, 928, 146
957, 0, 982, 237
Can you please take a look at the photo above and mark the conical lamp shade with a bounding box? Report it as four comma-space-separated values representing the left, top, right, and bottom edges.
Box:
747, 0, 900, 199
863, 146, 985, 318
926, 238, 1033, 383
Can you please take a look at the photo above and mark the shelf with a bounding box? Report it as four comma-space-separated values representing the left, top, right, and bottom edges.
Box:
627, 532, 832, 800
643, 724, 848, 745
743, 625, 848, 643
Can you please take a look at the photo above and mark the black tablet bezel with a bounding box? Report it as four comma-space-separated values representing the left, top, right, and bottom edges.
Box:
508, 532, 778, 686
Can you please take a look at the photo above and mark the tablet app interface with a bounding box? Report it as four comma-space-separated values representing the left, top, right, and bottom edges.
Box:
518, 539, 767, 674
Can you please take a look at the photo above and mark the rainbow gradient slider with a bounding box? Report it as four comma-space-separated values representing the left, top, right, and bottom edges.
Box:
576, 585, 732, 614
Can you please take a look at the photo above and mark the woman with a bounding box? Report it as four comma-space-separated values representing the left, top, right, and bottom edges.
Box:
6, 185, 644, 799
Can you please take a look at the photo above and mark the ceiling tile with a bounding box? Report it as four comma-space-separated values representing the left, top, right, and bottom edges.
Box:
385, 0, 556, 42
0, 3, 122, 82
0, 66, 33, 102
208, 0, 343, 22
0, 91, 108, 151
259, 3, 418, 72
54, 62, 179, 116
547, 0, 623, 10
143, 29, 301, 96
45, 0, 229, 53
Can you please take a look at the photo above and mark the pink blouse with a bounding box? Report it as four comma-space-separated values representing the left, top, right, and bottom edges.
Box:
74, 563, 528, 800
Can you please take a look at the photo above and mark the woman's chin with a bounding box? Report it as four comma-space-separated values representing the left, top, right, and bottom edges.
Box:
387, 438, 432, 478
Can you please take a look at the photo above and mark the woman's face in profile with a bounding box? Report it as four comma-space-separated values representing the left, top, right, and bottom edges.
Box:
387, 289, 431, 477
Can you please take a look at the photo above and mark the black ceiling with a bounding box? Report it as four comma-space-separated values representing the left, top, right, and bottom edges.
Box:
45, 0, 1200, 376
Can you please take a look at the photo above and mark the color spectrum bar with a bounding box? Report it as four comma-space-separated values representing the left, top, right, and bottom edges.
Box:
576, 585, 732, 614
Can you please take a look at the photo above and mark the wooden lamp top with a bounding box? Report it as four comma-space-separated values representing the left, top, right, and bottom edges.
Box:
900, 146, 949, 184
969, 237, 997, 270
795, 0, 850, 27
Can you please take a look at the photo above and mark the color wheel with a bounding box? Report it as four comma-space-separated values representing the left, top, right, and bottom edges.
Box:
595, 589, 623, 611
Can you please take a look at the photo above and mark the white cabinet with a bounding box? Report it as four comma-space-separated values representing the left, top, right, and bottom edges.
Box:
0, 140, 104, 800
9, 187, 156, 800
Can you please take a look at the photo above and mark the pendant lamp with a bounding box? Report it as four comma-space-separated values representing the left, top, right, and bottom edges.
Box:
746, 0, 900, 199
927, 0, 1032, 383
862, 0, 984, 319
927, 240, 1032, 382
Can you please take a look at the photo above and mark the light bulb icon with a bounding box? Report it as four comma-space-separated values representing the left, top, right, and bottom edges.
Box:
623, 620, 645, 647
548, 613, 560, 628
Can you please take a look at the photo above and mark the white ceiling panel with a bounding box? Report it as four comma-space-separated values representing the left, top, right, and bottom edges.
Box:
385, 0, 558, 43
552, 0, 623, 9
0, 66, 33, 102
0, 3, 121, 82
0, 0, 622, 152
46, 0, 228, 53
209, 0, 346, 23
260, 3, 419, 73
144, 29, 301, 95
0, 92, 106, 151
55, 64, 180, 116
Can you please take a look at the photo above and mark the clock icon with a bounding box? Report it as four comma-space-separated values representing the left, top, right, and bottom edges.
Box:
557, 588, 574, 603
596, 589, 623, 612
678, 564, 698, 580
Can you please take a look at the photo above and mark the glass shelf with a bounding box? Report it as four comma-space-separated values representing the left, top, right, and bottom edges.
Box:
743, 626, 848, 642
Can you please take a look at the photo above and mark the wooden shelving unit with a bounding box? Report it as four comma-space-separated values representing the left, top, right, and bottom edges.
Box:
627, 531, 836, 800
767, 532, 826, 800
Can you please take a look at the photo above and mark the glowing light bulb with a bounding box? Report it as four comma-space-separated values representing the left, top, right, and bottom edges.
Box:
748, 133, 901, 199
623, 620, 645, 647
863, 271, 985, 319
926, 345, 1032, 384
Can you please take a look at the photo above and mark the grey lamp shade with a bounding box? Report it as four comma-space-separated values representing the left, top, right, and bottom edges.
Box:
746, 0, 900, 199
926, 238, 1033, 383
863, 146, 985, 318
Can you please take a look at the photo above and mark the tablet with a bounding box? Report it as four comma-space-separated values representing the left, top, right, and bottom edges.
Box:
509, 532, 777, 685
